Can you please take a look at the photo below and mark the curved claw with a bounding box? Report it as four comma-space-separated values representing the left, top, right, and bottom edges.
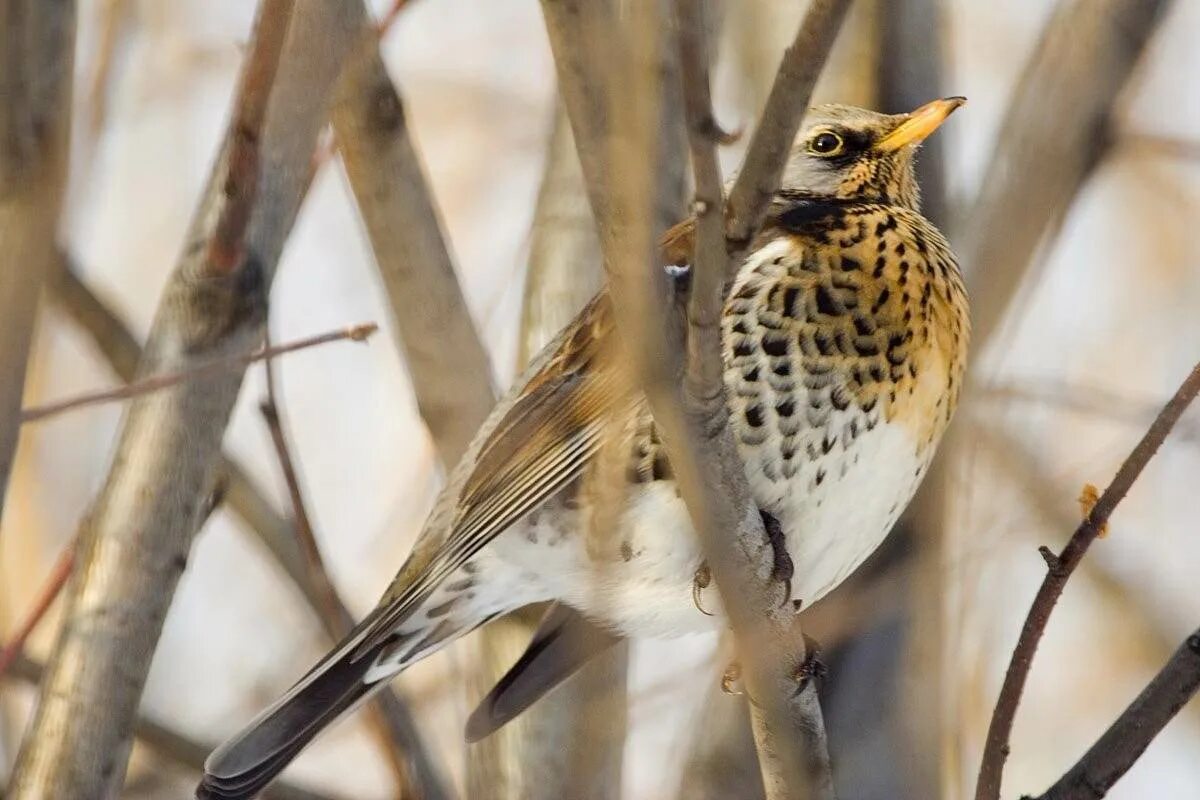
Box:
692, 561, 714, 616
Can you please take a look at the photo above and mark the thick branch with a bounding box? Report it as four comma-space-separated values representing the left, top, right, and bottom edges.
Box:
6, 4, 362, 795
1032, 628, 1200, 800
331, 5, 495, 467
0, 0, 74, 523
48, 257, 448, 800
975, 360, 1200, 800
962, 0, 1174, 352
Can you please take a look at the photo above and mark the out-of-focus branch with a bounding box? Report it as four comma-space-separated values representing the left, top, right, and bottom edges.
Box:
0, 540, 75, 680
20, 323, 376, 423
331, 3, 495, 468
1031, 628, 1200, 800
6, 3, 363, 795
963, 0, 1174, 351
975, 360, 1200, 800
48, 258, 447, 800
466, 101, 627, 799
876, 1, 951, 796
0, 0, 75, 522
3, 655, 341, 800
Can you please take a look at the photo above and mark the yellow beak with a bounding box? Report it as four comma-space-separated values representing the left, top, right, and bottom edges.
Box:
876, 96, 966, 152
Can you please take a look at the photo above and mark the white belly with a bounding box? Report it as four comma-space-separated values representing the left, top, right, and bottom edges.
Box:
485, 418, 929, 639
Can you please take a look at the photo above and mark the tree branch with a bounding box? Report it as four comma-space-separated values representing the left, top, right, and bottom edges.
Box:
6, 3, 363, 794
0, 539, 75, 680
0, 0, 75, 524
1030, 628, 1200, 800
47, 256, 449, 800
975, 360, 1200, 800
723, 0, 851, 258
962, 0, 1174, 352
20, 323, 376, 423
331, 2, 495, 468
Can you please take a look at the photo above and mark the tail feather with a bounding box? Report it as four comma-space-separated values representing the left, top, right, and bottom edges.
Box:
198, 642, 381, 800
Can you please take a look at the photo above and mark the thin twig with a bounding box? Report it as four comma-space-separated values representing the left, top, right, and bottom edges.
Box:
258, 351, 351, 634
1032, 628, 1200, 800
0, 540, 76, 681
976, 360, 1200, 800
20, 323, 377, 423
257, 340, 418, 793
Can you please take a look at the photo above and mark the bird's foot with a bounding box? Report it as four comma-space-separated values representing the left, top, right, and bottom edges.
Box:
692, 561, 714, 616
759, 509, 793, 607
721, 661, 743, 695
792, 635, 827, 695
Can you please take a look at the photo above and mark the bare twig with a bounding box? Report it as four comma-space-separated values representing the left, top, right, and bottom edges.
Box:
257, 342, 422, 796
0, 539, 75, 681
21, 323, 377, 423
1032, 628, 1200, 800
3, 654, 341, 800
962, 0, 1174, 352
0, 0, 75, 522
6, 3, 362, 794
976, 360, 1200, 800
1118, 131, 1200, 162
723, 0, 851, 258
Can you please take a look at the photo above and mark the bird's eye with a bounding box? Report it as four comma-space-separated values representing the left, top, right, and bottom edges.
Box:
809, 131, 844, 156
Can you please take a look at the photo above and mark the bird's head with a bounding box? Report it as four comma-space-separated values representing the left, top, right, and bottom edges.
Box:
780, 97, 965, 212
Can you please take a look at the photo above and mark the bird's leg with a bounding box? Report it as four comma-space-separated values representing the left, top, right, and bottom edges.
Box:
759, 509, 793, 607
692, 560, 713, 616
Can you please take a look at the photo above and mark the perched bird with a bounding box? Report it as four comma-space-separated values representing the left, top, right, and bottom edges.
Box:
199, 98, 968, 798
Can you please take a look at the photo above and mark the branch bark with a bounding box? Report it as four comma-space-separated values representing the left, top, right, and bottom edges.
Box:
542, 0, 848, 797
47, 258, 449, 800
7, 4, 363, 795
962, 0, 1174, 351
1031, 628, 1200, 800
0, 0, 75, 523
975, 360, 1200, 800
330, 5, 495, 468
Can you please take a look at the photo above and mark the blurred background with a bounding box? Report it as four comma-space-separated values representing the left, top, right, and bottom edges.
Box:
1, 0, 1199, 798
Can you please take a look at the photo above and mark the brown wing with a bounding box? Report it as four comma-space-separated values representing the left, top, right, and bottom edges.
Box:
355, 222, 695, 654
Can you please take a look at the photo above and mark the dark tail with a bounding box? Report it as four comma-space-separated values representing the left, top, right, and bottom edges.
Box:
197, 640, 384, 800
465, 603, 620, 742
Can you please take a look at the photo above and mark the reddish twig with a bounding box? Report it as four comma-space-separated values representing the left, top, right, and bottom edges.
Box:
0, 540, 76, 681
207, 0, 295, 274
20, 323, 377, 424
976, 360, 1200, 799
375, 0, 414, 36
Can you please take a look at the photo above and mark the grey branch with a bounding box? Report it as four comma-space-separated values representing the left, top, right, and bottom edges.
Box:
331, 3, 496, 468
4, 654, 342, 800
468, 100, 625, 800
962, 0, 1175, 352
1032, 629, 1200, 800
0, 0, 75, 525
6, 3, 362, 795
543, 0, 846, 797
